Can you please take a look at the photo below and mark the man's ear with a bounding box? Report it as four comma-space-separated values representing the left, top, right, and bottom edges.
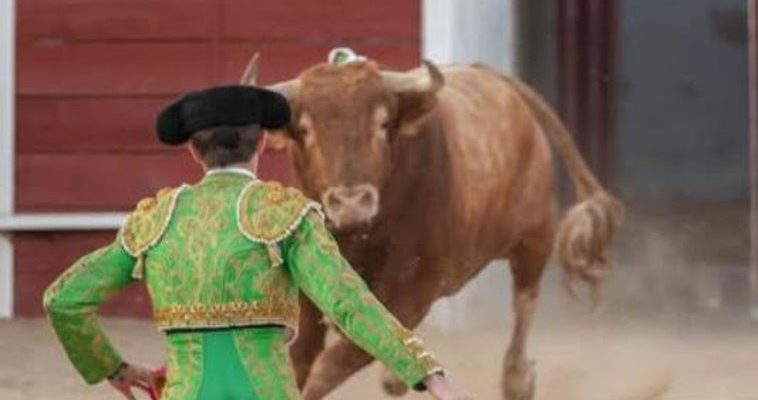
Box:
264, 129, 291, 151
395, 91, 439, 137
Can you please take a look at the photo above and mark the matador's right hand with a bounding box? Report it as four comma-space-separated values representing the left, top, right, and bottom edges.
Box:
423, 373, 475, 400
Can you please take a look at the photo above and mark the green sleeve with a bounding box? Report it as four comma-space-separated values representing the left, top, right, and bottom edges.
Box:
283, 212, 442, 388
43, 241, 136, 384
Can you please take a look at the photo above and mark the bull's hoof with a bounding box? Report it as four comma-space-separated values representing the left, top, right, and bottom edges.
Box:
302, 377, 332, 400
502, 360, 536, 400
381, 367, 409, 396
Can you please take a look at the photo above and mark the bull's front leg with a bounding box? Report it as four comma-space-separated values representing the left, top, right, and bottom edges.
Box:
302, 267, 440, 399
301, 335, 374, 399
290, 294, 327, 388
502, 233, 551, 400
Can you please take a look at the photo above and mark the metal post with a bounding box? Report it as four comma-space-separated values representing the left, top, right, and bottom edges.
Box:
749, 0, 758, 320
556, 0, 617, 186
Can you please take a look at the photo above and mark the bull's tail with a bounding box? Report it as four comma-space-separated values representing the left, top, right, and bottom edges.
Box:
504, 77, 624, 307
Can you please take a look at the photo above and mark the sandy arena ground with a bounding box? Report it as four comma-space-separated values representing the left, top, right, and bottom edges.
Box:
3, 259, 758, 400
2, 205, 756, 399
1, 312, 758, 400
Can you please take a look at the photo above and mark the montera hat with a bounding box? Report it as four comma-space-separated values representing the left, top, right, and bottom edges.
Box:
156, 85, 290, 145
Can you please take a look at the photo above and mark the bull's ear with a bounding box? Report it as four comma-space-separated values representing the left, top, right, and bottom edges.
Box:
395, 90, 439, 136
382, 60, 444, 137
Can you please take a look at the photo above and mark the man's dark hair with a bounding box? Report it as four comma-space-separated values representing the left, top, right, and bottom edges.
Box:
190, 124, 263, 168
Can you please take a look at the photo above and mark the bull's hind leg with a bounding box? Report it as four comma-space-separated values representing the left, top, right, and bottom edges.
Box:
301, 337, 374, 400
503, 229, 552, 400
290, 296, 327, 388
301, 311, 434, 400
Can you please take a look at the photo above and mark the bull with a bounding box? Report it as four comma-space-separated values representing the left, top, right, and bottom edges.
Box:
240, 53, 622, 400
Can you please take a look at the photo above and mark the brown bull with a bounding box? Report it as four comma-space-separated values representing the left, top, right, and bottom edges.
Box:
241, 55, 622, 400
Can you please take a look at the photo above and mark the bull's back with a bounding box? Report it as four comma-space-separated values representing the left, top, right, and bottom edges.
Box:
429, 65, 554, 258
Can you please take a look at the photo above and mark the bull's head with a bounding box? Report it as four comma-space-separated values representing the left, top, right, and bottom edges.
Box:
243, 56, 444, 230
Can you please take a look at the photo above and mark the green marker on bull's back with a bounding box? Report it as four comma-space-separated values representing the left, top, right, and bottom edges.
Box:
328, 46, 367, 65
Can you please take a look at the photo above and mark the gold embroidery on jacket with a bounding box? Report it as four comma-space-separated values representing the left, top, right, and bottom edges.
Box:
154, 301, 299, 342
121, 186, 186, 256
119, 185, 187, 279
237, 181, 324, 245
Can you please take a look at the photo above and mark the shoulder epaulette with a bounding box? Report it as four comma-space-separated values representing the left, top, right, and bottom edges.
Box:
237, 181, 323, 246
119, 185, 187, 278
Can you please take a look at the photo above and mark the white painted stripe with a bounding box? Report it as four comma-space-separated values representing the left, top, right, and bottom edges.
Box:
0, 0, 14, 318
0, 213, 128, 232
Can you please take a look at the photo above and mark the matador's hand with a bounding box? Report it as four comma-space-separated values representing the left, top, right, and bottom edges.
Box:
107, 362, 158, 400
423, 373, 475, 400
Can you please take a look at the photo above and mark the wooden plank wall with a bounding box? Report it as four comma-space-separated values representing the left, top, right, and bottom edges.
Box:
14, 0, 421, 315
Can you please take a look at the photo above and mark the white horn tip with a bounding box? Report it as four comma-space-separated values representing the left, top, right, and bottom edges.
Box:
240, 52, 261, 85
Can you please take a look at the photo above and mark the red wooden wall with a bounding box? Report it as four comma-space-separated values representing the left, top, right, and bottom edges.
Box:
14, 0, 421, 316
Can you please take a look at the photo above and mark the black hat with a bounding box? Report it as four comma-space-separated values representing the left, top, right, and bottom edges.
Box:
156, 85, 291, 145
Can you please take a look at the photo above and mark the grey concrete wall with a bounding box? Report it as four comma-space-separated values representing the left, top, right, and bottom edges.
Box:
515, 0, 558, 103
617, 0, 749, 203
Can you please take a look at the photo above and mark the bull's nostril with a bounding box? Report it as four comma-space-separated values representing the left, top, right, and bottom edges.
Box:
357, 191, 374, 208
325, 194, 342, 210
321, 185, 379, 227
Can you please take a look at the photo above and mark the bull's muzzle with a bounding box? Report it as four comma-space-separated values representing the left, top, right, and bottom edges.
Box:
321, 184, 379, 228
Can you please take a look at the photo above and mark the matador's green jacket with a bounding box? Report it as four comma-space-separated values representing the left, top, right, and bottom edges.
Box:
43, 168, 441, 399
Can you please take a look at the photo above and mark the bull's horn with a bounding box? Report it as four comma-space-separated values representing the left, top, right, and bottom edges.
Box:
381, 59, 444, 93
267, 79, 299, 99
240, 53, 260, 85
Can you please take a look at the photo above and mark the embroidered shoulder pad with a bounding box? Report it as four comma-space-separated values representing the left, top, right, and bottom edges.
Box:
119, 185, 186, 257
237, 181, 323, 244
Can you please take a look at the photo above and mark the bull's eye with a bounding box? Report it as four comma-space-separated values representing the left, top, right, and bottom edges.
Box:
293, 126, 308, 138
375, 122, 389, 141
296, 113, 316, 148
295, 127, 317, 148
372, 107, 391, 141
290, 126, 309, 147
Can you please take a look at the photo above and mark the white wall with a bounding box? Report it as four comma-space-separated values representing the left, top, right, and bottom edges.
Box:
0, 0, 15, 318
421, 0, 516, 328
422, 0, 516, 73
